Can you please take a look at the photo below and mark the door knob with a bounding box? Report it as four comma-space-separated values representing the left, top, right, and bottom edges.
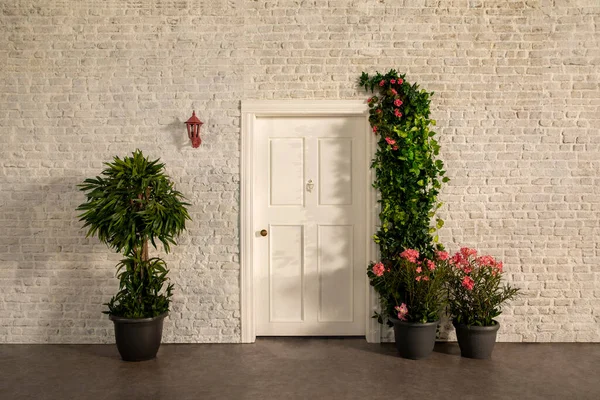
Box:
260, 229, 268, 237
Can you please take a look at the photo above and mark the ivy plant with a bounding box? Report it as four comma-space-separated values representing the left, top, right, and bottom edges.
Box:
77, 150, 190, 318
360, 70, 448, 323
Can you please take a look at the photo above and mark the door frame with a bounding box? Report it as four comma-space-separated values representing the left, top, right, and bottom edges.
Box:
240, 100, 380, 343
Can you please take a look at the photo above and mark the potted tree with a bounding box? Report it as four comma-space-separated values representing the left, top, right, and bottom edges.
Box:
77, 150, 190, 361
444, 248, 519, 359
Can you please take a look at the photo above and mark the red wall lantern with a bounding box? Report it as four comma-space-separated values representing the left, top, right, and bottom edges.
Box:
185, 111, 204, 148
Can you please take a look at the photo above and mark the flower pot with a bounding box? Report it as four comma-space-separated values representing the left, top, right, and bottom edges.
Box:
109, 312, 167, 361
390, 317, 439, 360
453, 320, 500, 359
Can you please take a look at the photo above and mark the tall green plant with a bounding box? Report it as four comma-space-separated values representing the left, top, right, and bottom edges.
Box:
77, 150, 190, 318
359, 70, 448, 259
360, 70, 448, 323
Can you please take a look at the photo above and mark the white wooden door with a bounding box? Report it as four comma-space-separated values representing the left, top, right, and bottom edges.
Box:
254, 116, 366, 336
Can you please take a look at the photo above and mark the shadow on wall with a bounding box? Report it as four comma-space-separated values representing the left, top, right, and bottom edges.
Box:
1, 176, 117, 344
164, 117, 190, 151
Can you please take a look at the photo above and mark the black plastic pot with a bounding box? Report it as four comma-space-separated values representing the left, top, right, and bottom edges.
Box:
390, 317, 439, 360
453, 320, 500, 359
109, 312, 167, 362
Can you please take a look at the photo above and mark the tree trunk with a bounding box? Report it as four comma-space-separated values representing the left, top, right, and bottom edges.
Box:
137, 189, 150, 279
142, 239, 149, 262
139, 239, 149, 280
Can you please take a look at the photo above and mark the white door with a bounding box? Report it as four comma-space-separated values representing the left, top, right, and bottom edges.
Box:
254, 116, 366, 336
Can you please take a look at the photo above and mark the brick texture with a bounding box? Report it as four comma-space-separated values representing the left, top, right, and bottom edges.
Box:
0, 0, 598, 343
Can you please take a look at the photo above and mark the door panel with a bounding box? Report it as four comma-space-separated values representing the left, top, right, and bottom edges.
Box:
318, 224, 354, 322
269, 225, 304, 322
318, 138, 353, 206
269, 138, 305, 206
254, 116, 366, 336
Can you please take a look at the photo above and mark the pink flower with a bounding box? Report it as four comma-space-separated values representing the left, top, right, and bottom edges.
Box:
379, 80, 385, 86
372, 126, 377, 133
376, 109, 382, 114
398, 78, 404, 84
460, 247, 477, 258
473, 254, 504, 276
395, 303, 408, 320
372, 262, 385, 277
390, 79, 396, 84
436, 251, 449, 261
476, 255, 496, 267
400, 249, 420, 263
394, 99, 403, 107
422, 276, 430, 281
391, 88, 398, 95
427, 260, 436, 271
450, 251, 474, 273
394, 109, 402, 118
415, 275, 422, 282
496, 261, 503, 273
451, 253, 462, 263
385, 137, 396, 146
491, 261, 504, 276
462, 276, 475, 291
416, 267, 422, 273
392, 145, 398, 151
450, 252, 465, 268
367, 97, 373, 103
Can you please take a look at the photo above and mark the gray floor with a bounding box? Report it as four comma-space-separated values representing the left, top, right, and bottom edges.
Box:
1, 338, 599, 400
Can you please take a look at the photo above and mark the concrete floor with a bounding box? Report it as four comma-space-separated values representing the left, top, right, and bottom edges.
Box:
1, 338, 599, 400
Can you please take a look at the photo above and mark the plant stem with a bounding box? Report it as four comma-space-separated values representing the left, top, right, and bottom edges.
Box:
142, 239, 149, 262
140, 239, 148, 280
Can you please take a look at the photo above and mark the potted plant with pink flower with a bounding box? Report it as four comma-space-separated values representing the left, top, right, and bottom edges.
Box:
444, 248, 519, 359
368, 249, 449, 359
359, 70, 450, 355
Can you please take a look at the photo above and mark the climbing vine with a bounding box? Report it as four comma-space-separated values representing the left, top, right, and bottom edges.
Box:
360, 70, 449, 321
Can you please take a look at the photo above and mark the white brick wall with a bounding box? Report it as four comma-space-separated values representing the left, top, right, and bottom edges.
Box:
0, 0, 598, 343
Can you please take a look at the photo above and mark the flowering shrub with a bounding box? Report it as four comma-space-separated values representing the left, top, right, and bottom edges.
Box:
445, 248, 519, 326
367, 250, 449, 324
